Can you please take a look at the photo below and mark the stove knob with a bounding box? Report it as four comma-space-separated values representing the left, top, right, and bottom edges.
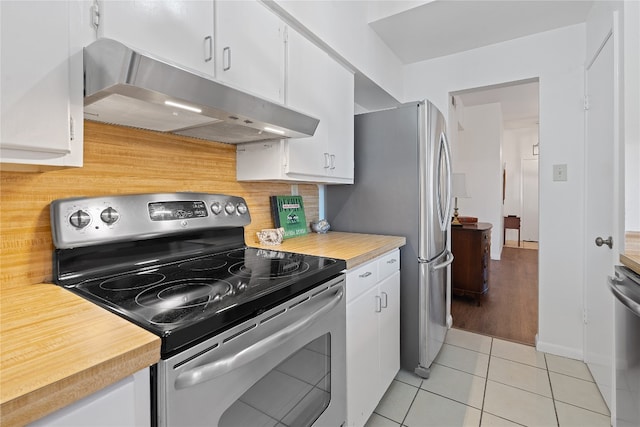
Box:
100, 207, 120, 225
69, 210, 91, 229
236, 202, 248, 215
225, 202, 236, 215
210, 202, 222, 215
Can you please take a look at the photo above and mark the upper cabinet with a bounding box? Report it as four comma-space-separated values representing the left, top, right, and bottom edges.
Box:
214, 0, 285, 103
285, 28, 354, 183
96, 0, 215, 77
1, 0, 85, 169
236, 25, 354, 184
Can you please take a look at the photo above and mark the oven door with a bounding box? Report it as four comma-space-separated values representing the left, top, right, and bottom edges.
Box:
157, 275, 346, 427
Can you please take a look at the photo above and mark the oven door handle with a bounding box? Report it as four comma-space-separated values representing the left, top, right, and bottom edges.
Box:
174, 286, 344, 390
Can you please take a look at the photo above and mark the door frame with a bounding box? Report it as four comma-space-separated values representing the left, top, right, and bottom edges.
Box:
582, 10, 624, 414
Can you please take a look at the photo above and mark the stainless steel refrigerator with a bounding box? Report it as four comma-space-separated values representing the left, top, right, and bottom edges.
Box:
326, 100, 453, 378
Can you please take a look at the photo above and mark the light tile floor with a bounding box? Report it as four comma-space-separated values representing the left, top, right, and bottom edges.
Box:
366, 329, 611, 427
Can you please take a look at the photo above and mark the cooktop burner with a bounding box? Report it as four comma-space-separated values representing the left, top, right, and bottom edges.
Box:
60, 245, 344, 356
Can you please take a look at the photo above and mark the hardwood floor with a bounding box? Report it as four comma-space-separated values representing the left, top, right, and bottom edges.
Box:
451, 246, 538, 346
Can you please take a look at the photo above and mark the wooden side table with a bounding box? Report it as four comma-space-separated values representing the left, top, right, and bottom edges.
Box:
451, 223, 492, 304
504, 216, 521, 247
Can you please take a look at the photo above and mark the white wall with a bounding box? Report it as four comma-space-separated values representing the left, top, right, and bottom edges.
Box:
403, 24, 587, 358
456, 103, 504, 260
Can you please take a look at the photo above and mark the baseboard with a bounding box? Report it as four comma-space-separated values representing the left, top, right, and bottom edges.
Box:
536, 339, 583, 360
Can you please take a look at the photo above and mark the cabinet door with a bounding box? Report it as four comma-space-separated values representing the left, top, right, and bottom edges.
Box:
346, 286, 380, 427
215, 0, 284, 102
1, 1, 83, 167
286, 27, 354, 183
285, 28, 330, 178
378, 271, 401, 399
99, 1, 214, 77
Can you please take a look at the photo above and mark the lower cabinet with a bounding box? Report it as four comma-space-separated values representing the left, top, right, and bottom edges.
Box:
346, 250, 400, 427
28, 369, 151, 427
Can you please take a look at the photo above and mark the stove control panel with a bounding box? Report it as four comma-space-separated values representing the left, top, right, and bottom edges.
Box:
50, 193, 252, 249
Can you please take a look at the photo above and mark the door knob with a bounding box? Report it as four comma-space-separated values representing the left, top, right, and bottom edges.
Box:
595, 236, 613, 249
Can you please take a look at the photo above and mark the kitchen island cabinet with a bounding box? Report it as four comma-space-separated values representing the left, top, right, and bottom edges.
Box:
0, 0, 84, 169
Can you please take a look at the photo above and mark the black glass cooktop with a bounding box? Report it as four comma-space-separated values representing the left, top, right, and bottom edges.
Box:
54, 230, 345, 357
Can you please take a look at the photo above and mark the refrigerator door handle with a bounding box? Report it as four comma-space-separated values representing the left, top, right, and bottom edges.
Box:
430, 251, 454, 272
438, 132, 453, 232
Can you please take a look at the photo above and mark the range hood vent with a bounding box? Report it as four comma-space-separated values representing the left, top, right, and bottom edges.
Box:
83, 38, 319, 144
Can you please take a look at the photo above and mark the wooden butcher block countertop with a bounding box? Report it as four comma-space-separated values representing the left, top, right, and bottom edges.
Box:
251, 231, 406, 269
621, 231, 640, 275
0, 283, 160, 427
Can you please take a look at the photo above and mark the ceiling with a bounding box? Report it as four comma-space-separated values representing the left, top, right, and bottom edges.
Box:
370, 0, 594, 64
453, 79, 540, 128
357, 0, 592, 119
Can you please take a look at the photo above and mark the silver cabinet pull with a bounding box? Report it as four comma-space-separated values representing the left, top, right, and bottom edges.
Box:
324, 153, 330, 169
381, 291, 388, 308
330, 154, 336, 170
387, 259, 397, 264
595, 236, 613, 249
223, 46, 231, 71
359, 271, 372, 278
375, 295, 382, 313
204, 36, 213, 62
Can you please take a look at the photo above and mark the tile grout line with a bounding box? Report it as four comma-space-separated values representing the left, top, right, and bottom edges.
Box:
399, 382, 421, 427
544, 353, 561, 427
478, 336, 494, 426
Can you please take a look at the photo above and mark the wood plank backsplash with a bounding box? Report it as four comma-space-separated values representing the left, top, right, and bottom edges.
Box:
0, 121, 318, 289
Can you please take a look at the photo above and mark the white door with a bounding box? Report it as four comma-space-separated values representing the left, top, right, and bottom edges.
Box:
584, 32, 617, 410
521, 159, 539, 241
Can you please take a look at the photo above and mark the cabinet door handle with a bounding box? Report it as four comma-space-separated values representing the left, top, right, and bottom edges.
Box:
375, 295, 382, 313
223, 46, 231, 71
381, 291, 388, 308
324, 153, 330, 169
330, 154, 336, 170
359, 271, 372, 278
204, 36, 213, 62
387, 259, 397, 264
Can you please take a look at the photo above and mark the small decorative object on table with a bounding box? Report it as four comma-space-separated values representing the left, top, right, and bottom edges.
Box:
310, 219, 330, 234
256, 227, 285, 245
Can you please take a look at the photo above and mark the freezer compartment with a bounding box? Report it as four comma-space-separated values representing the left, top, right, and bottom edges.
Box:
415, 250, 453, 378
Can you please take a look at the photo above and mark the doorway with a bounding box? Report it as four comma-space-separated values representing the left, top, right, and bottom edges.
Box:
448, 79, 540, 346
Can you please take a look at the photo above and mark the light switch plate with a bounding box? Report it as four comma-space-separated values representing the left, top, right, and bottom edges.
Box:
553, 164, 568, 181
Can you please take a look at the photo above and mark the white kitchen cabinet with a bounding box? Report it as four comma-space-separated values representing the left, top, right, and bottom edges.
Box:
285, 27, 354, 182
345, 250, 400, 427
97, 0, 215, 77
0, 1, 84, 168
214, 0, 285, 103
235, 26, 354, 184
28, 369, 151, 427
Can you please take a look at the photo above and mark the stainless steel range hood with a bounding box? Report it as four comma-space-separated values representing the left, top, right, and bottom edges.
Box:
83, 38, 319, 144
